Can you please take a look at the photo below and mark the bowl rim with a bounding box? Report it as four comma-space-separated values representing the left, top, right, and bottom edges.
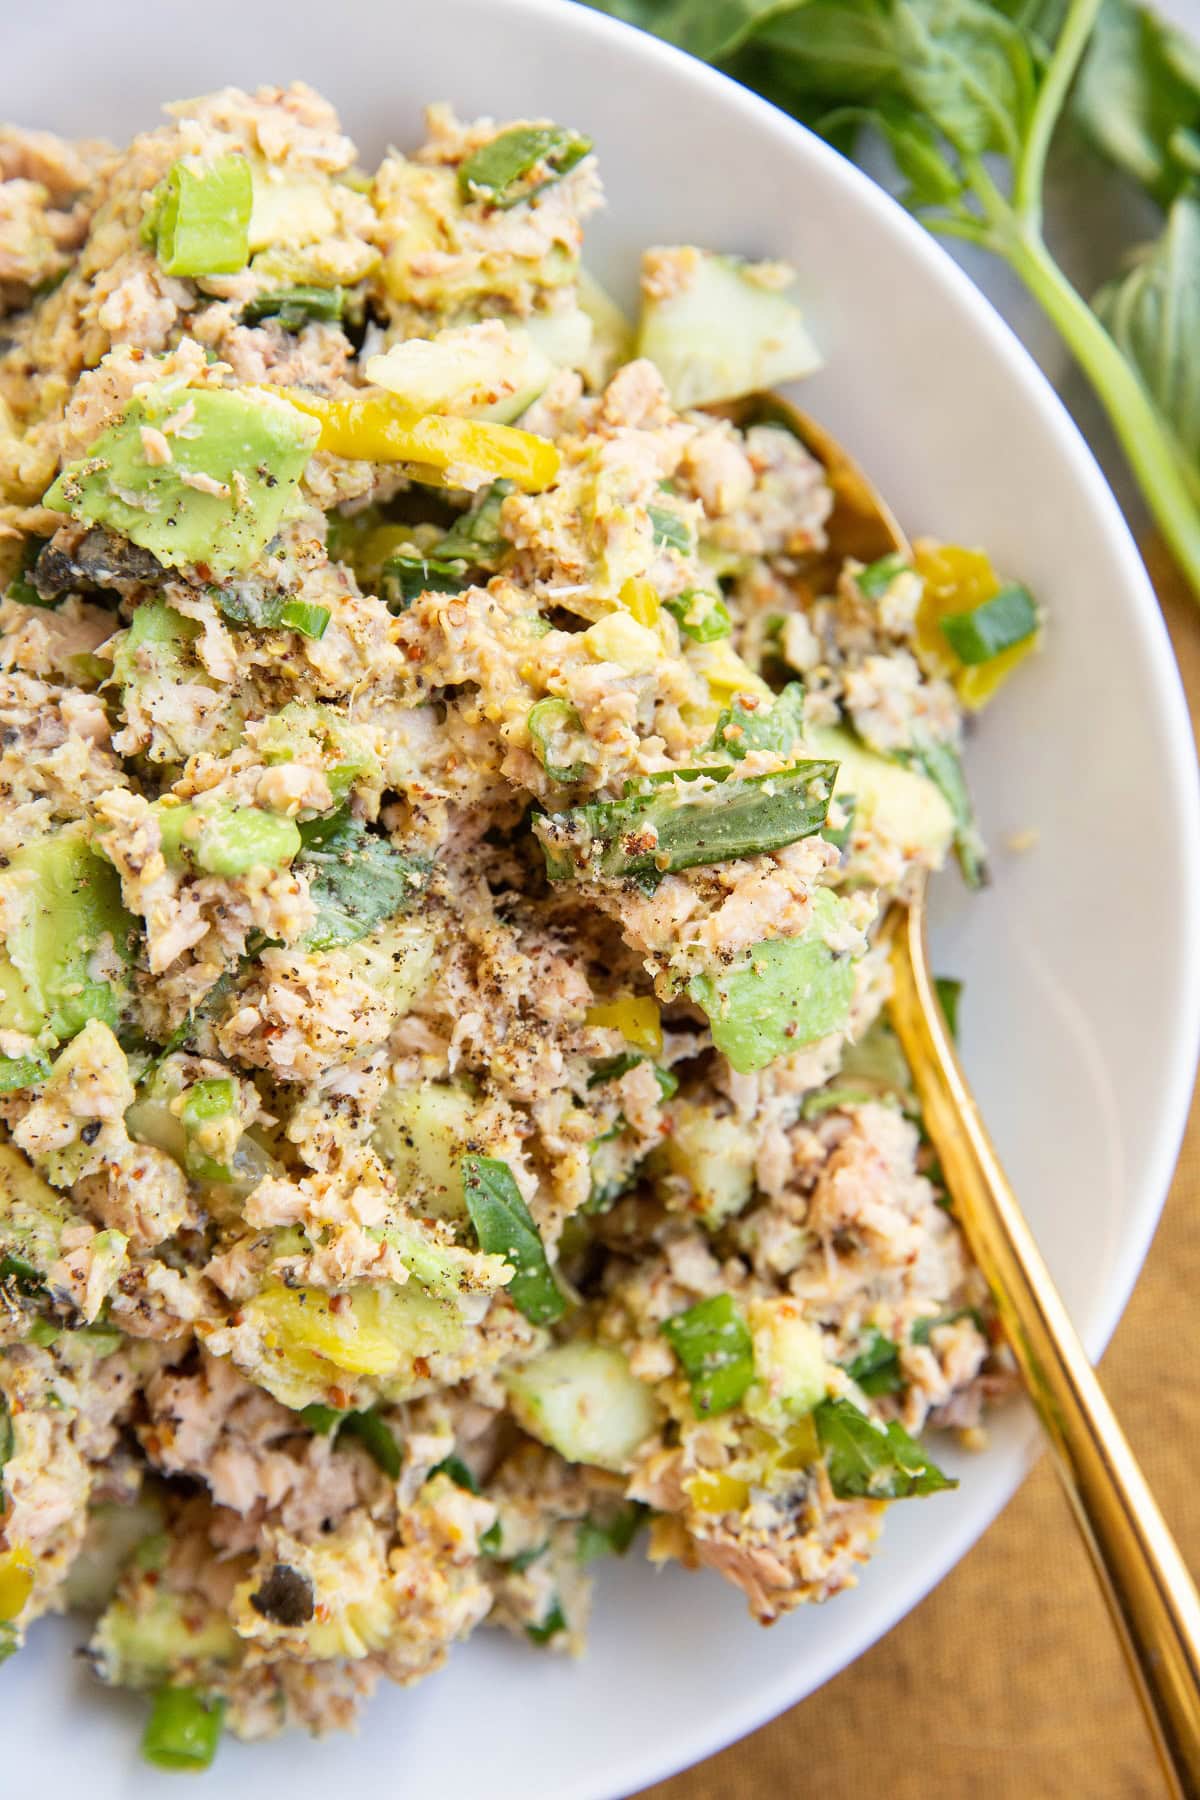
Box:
497, 2, 1200, 1793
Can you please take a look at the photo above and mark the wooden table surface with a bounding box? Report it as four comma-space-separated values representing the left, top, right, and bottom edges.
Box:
639, 544, 1200, 1800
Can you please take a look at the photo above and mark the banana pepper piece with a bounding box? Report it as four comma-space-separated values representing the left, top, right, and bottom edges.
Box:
274, 388, 560, 492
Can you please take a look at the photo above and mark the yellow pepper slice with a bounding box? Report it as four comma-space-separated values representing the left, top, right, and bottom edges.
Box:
0, 1543, 35, 1621
585, 995, 662, 1056
685, 1469, 750, 1515
618, 577, 660, 628
913, 539, 1038, 711
275, 388, 561, 492
250, 1283, 402, 1377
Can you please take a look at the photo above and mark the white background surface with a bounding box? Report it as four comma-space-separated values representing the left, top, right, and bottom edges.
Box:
4, 3, 1200, 1795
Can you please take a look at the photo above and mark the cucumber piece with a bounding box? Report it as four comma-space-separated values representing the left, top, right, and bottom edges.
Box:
504, 1342, 660, 1473
575, 269, 635, 384
744, 1298, 830, 1429
807, 725, 954, 861
365, 322, 553, 425
636, 249, 821, 410
657, 1103, 756, 1229
0, 1140, 73, 1287
91, 1579, 239, 1688
372, 1083, 482, 1221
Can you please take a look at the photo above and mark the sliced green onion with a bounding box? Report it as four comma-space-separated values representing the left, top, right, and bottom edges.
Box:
576, 1502, 646, 1562
939, 583, 1038, 666
663, 589, 732, 642
210, 584, 329, 639
707, 682, 805, 760
278, 599, 330, 640
243, 285, 345, 331
459, 126, 591, 209
150, 155, 252, 278
661, 1293, 755, 1417
461, 1154, 565, 1327
857, 551, 910, 599
903, 734, 986, 889
528, 697, 586, 783
0, 1056, 49, 1093
142, 1685, 225, 1772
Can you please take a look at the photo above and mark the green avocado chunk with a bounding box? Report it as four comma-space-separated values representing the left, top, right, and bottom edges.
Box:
688, 887, 857, 1073
153, 799, 302, 878
44, 384, 319, 579
0, 829, 135, 1045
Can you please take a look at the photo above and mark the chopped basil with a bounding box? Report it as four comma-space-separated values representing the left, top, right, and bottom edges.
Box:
814, 1396, 956, 1499
648, 503, 694, 554
841, 1327, 904, 1397
339, 1407, 401, 1479
429, 1454, 480, 1494
661, 1293, 755, 1417
910, 1306, 983, 1347
379, 552, 469, 612
525, 1599, 568, 1644
461, 1154, 565, 1326
576, 1502, 647, 1563
459, 125, 591, 209
586, 1052, 679, 1099
940, 583, 1038, 665
297, 808, 431, 951
934, 976, 963, 1041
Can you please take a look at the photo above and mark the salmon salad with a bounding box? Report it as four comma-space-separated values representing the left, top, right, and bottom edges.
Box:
0, 83, 1042, 1770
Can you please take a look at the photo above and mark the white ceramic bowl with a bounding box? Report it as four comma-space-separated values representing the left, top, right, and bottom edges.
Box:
4, 3, 1199, 1794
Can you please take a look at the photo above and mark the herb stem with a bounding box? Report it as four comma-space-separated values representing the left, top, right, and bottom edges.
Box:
1013, 0, 1103, 230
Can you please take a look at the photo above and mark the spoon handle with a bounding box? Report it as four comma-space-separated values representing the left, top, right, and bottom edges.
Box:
887, 896, 1200, 1798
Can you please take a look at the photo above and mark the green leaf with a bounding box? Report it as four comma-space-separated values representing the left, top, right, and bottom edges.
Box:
1094, 188, 1200, 490
648, 502, 694, 553
209, 582, 329, 638
934, 975, 963, 1040
461, 1154, 565, 1326
576, 1502, 647, 1563
379, 552, 469, 612
661, 1293, 755, 1417
910, 1304, 982, 1345
299, 1402, 343, 1435
428, 1453, 481, 1494
707, 682, 806, 761
339, 1407, 402, 1479
842, 1326, 904, 1395
1074, 0, 1200, 205
902, 733, 986, 888
243, 285, 345, 331
434, 479, 513, 565
580, 0, 797, 60
857, 549, 913, 598
587, 1052, 679, 1098
297, 808, 431, 951
526, 1599, 567, 1644
814, 1395, 957, 1497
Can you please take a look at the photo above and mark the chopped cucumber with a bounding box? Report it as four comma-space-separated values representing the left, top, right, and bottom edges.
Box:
504, 1341, 659, 1473
743, 1299, 829, 1429
373, 1083, 482, 1221
636, 249, 821, 409
657, 1103, 756, 1229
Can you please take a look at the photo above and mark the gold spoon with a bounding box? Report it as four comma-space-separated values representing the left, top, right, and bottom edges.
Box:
742, 394, 1200, 1799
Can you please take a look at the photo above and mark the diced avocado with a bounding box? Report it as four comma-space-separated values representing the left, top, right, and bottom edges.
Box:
373, 1083, 482, 1222
0, 1140, 73, 1286
233, 1279, 467, 1410
153, 798, 301, 879
689, 888, 857, 1074
657, 1103, 756, 1228
62, 1493, 166, 1612
636, 249, 821, 410
365, 322, 553, 424
255, 702, 381, 805
90, 1577, 240, 1688
27, 1021, 134, 1192
504, 1342, 660, 1473
806, 725, 954, 862
744, 1298, 830, 1429
347, 917, 438, 1017
44, 384, 319, 579
0, 828, 134, 1046
248, 165, 339, 256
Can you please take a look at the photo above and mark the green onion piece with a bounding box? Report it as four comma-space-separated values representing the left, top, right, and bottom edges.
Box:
940, 583, 1038, 665
461, 1155, 565, 1326
339, 1407, 401, 1480
142, 1685, 225, 1772
379, 552, 469, 613
299, 1403, 343, 1435
903, 734, 986, 889
663, 589, 732, 642
648, 504, 694, 554
841, 1327, 903, 1397
820, 795, 856, 852
934, 976, 963, 1041
428, 1454, 480, 1494
661, 1293, 755, 1418
459, 125, 591, 209
857, 551, 910, 599
707, 682, 805, 761
910, 1306, 983, 1347
278, 599, 330, 640
151, 155, 252, 278
528, 697, 587, 783
433, 479, 513, 565
526, 1599, 567, 1644
536, 759, 837, 886
0, 1056, 49, 1093
814, 1396, 957, 1499
243, 285, 346, 331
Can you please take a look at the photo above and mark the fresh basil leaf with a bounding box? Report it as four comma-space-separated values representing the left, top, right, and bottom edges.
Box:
842, 1326, 904, 1396
903, 732, 987, 888
648, 503, 694, 553
429, 1453, 481, 1494
581, 0, 796, 61
1095, 188, 1200, 493
299, 1403, 343, 1435
661, 1293, 755, 1417
379, 553, 469, 613
1075, 0, 1200, 205
526, 1599, 567, 1644
911, 1305, 983, 1345
934, 975, 963, 1040
461, 1154, 565, 1326
297, 808, 430, 950
815, 1395, 957, 1497
339, 1407, 401, 1479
